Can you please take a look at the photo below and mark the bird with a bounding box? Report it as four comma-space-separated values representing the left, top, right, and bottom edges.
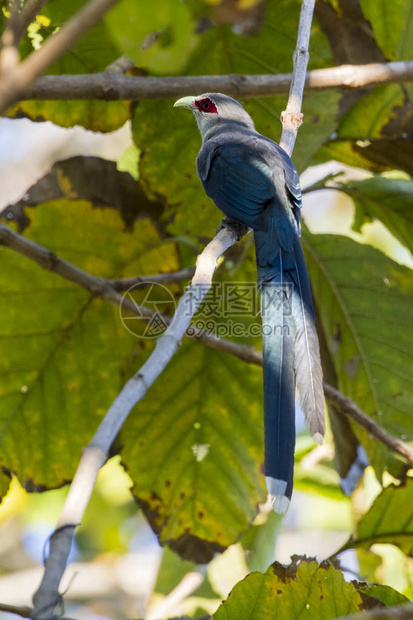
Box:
174, 93, 325, 513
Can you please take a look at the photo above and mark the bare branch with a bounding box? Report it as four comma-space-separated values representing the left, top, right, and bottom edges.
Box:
335, 604, 413, 620
0, 602, 75, 620
0, 225, 153, 321
104, 55, 135, 74
0, 0, 20, 73
323, 384, 413, 464
0, 0, 119, 114
14, 0, 49, 43
280, 0, 314, 155
109, 265, 196, 291
12, 60, 413, 102
31, 225, 240, 619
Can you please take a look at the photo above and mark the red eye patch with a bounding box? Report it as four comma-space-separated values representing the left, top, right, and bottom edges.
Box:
195, 97, 218, 114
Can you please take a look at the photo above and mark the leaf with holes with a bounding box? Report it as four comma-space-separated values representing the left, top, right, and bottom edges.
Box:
214, 558, 364, 619
120, 338, 266, 563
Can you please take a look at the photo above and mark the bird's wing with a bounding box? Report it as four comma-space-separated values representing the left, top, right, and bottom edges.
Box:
266, 140, 302, 233
197, 140, 275, 230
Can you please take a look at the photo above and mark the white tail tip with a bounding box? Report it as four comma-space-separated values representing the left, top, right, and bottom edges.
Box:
266, 477, 290, 515
313, 432, 324, 445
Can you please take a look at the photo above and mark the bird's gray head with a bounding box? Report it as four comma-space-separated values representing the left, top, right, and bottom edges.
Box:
173, 93, 255, 140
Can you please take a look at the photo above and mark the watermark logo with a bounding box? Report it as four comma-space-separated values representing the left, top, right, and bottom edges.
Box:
119, 281, 176, 339
120, 280, 292, 340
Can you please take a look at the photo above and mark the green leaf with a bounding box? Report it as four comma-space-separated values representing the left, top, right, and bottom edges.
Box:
337, 175, 413, 254
313, 141, 391, 174
7, 0, 129, 130
303, 232, 413, 476
121, 340, 266, 563
396, 1, 413, 98
341, 478, 413, 556
337, 85, 405, 140
105, 0, 197, 74
213, 558, 363, 619
133, 0, 340, 238
117, 144, 140, 180
359, 0, 407, 60
6, 99, 130, 132
0, 201, 179, 492
360, 583, 411, 607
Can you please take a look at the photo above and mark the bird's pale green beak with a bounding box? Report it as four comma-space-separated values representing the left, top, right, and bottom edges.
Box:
173, 96, 195, 110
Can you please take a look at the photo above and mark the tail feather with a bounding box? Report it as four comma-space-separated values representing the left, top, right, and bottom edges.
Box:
292, 238, 325, 440
261, 251, 296, 513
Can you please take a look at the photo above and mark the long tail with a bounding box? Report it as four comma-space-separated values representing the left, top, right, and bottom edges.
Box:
260, 249, 296, 514
257, 230, 325, 514
292, 236, 325, 442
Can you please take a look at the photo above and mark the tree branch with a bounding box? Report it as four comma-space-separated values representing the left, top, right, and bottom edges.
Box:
109, 265, 196, 291
280, 0, 314, 154
0, 602, 74, 620
14, 0, 49, 44
335, 604, 413, 620
0, 0, 119, 114
10, 59, 413, 103
323, 384, 413, 464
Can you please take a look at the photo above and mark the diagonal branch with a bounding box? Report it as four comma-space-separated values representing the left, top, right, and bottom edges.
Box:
30, 224, 242, 620
10, 59, 413, 102
335, 604, 413, 620
323, 384, 413, 464
0, 0, 119, 114
13, 0, 49, 44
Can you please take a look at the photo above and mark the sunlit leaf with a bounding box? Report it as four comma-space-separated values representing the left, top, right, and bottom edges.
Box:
121, 339, 266, 563
337, 85, 405, 140
338, 175, 413, 254
214, 558, 363, 619
0, 201, 179, 493
359, 0, 411, 61
341, 478, 413, 556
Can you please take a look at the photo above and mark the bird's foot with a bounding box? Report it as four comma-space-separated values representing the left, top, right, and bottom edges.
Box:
216, 216, 250, 241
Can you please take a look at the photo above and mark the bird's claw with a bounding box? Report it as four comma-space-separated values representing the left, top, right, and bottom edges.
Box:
216, 216, 249, 241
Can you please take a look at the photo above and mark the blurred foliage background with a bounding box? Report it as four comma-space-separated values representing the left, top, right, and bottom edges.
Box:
0, 0, 413, 618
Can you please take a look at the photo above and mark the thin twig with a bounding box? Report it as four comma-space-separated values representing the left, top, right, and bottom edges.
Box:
0, 602, 75, 620
0, 0, 119, 114
0, 225, 153, 320
280, 0, 315, 155
14, 0, 49, 44
323, 384, 413, 464
10, 59, 413, 102
109, 266, 196, 290
30, 225, 241, 620
335, 604, 413, 620
146, 570, 206, 620
0, 0, 20, 73
104, 55, 135, 74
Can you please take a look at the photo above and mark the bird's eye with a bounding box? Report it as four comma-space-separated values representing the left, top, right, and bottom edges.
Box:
195, 98, 218, 114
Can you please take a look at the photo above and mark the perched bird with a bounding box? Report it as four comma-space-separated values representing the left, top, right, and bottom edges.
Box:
174, 93, 325, 513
